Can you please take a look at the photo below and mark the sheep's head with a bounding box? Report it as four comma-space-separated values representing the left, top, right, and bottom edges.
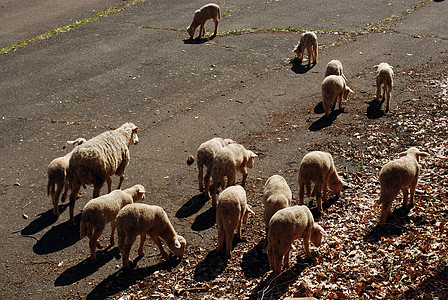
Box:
67, 138, 86, 148
134, 185, 146, 202
328, 172, 346, 196
310, 224, 326, 247
187, 26, 195, 38
399, 147, 429, 162
342, 86, 354, 100
242, 205, 255, 224
293, 44, 303, 60
171, 235, 187, 258
246, 150, 258, 168
224, 138, 236, 146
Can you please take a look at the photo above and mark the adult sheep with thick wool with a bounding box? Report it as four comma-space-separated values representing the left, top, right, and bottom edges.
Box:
79, 184, 146, 262
67, 122, 139, 225
378, 147, 429, 225
47, 137, 86, 216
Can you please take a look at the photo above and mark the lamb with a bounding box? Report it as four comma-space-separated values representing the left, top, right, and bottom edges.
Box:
321, 75, 354, 118
267, 205, 325, 276
293, 31, 318, 65
298, 151, 347, 213
116, 203, 187, 269
375, 62, 394, 112
216, 185, 254, 258
210, 143, 258, 208
325, 59, 347, 83
378, 147, 429, 225
187, 3, 221, 39
79, 184, 146, 262
67, 122, 139, 225
187, 137, 236, 198
47, 138, 86, 216
262, 175, 292, 249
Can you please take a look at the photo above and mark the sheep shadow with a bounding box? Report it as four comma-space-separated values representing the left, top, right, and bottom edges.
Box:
290, 58, 315, 74
364, 206, 412, 243
55, 246, 120, 286
313, 101, 325, 114
21, 206, 64, 236
193, 249, 228, 282
86, 259, 181, 300
366, 99, 386, 119
241, 240, 270, 278
191, 207, 216, 231
309, 110, 343, 131
176, 194, 208, 218
32, 213, 82, 255
183, 35, 215, 44
247, 257, 313, 300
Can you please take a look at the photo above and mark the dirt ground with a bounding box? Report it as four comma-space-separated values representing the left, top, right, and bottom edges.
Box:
1, 0, 447, 299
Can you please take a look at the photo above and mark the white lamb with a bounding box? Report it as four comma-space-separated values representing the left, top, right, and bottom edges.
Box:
325, 59, 347, 83
321, 75, 354, 118
267, 205, 325, 276
67, 122, 139, 225
375, 62, 394, 112
79, 184, 146, 262
378, 147, 429, 225
47, 138, 86, 216
293, 31, 318, 65
187, 137, 236, 197
210, 143, 257, 208
262, 175, 292, 250
187, 3, 221, 39
298, 151, 347, 213
116, 203, 187, 269
216, 185, 254, 258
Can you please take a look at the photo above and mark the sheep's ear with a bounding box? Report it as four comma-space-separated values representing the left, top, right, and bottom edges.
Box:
174, 237, 181, 249
348, 87, 354, 93
417, 151, 430, 158
373, 65, 379, 69
67, 140, 75, 145
319, 227, 326, 236
247, 205, 255, 215
250, 151, 258, 158
398, 151, 408, 157
138, 188, 145, 194
132, 127, 138, 133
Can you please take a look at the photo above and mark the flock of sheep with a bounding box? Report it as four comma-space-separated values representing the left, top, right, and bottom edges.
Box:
44, 3, 430, 278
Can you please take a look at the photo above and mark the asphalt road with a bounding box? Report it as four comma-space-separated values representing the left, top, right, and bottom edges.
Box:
1, 0, 447, 299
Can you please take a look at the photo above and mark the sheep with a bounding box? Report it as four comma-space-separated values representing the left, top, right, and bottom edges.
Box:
267, 205, 325, 276
187, 138, 236, 198
47, 138, 86, 216
298, 151, 347, 213
321, 75, 354, 118
79, 184, 146, 263
216, 185, 254, 258
325, 59, 347, 83
375, 62, 394, 112
210, 143, 258, 208
293, 31, 318, 65
116, 203, 187, 269
262, 175, 292, 250
187, 3, 221, 39
67, 122, 139, 225
378, 147, 429, 225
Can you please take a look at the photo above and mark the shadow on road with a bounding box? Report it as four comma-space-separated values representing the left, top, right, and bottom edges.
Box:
21, 206, 65, 236
183, 35, 216, 44
32, 213, 82, 254
194, 249, 227, 282
191, 207, 216, 231
176, 194, 208, 218
366, 98, 386, 119
313, 101, 325, 114
309, 109, 343, 131
86, 259, 181, 300
241, 240, 270, 279
364, 205, 412, 243
55, 247, 120, 286
290, 59, 316, 74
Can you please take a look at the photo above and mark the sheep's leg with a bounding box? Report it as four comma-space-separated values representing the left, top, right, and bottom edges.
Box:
274, 254, 282, 276
53, 183, 63, 216
376, 81, 382, 102
337, 94, 343, 110
322, 175, 329, 202
314, 182, 324, 212
283, 246, 291, 268
117, 230, 125, 251
89, 228, 105, 263
379, 189, 399, 225
217, 218, 225, 253
236, 216, 243, 240
313, 43, 318, 64
69, 181, 82, 226
61, 180, 69, 203
198, 164, 204, 192
199, 24, 204, 38
240, 168, 248, 187
303, 232, 313, 259
298, 181, 305, 205
150, 233, 170, 260
138, 233, 146, 256
385, 86, 391, 112
117, 174, 125, 190
225, 228, 233, 258
121, 234, 137, 269
409, 178, 418, 207
93, 183, 103, 199
212, 18, 218, 37
110, 220, 116, 245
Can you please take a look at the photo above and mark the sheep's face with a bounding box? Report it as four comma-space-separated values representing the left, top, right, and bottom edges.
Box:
132, 131, 139, 145
329, 175, 346, 196
294, 44, 303, 60
242, 206, 255, 224
310, 224, 325, 247
171, 235, 187, 258
187, 26, 195, 38
135, 185, 146, 202
246, 151, 258, 168
343, 86, 354, 100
